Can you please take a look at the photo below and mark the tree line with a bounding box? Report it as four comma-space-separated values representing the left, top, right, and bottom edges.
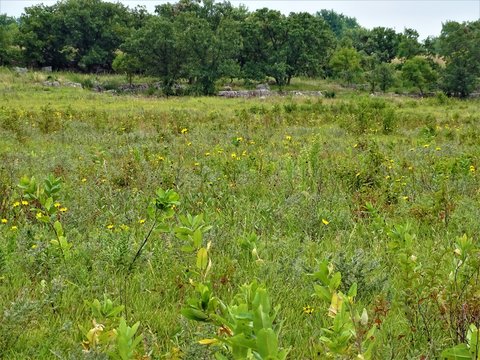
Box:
1, 0, 479, 97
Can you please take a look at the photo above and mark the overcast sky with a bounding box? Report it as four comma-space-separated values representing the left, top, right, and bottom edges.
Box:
1, 0, 479, 39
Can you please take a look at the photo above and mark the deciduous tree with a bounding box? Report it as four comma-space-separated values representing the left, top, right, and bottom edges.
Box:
438, 21, 480, 98
401, 56, 437, 95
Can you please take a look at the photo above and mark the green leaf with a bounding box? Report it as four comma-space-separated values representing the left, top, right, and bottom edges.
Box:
54, 221, 63, 237
156, 223, 170, 233
256, 328, 278, 358
313, 260, 330, 285
44, 197, 53, 211
253, 307, 273, 333
37, 215, 50, 223
348, 283, 357, 299
329, 272, 342, 291
214, 353, 229, 360
441, 344, 472, 359
146, 202, 155, 220
196, 247, 208, 270
234, 312, 254, 321
467, 324, 479, 357
180, 245, 195, 253
174, 226, 193, 241
252, 287, 271, 314
228, 333, 256, 356
193, 228, 203, 248
313, 284, 331, 302
181, 307, 209, 322
192, 213, 203, 227
106, 305, 125, 318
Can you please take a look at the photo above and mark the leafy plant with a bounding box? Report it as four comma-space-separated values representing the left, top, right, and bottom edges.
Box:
442, 324, 480, 359
183, 281, 290, 360
81, 295, 142, 359
311, 260, 378, 358
109, 318, 143, 360
18, 174, 72, 262
176, 212, 289, 359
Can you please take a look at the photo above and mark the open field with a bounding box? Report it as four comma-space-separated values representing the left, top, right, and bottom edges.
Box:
1, 69, 480, 359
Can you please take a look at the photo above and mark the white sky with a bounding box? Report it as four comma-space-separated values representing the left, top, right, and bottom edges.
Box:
1, 0, 479, 39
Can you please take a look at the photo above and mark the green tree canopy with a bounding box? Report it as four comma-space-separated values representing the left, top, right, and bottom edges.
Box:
365, 58, 396, 93
240, 8, 288, 85
401, 56, 437, 95
363, 27, 399, 62
438, 20, 480, 98
316, 10, 359, 39
284, 12, 336, 83
0, 15, 21, 66
120, 16, 183, 94
329, 47, 363, 86
19, 0, 139, 70
397, 28, 423, 59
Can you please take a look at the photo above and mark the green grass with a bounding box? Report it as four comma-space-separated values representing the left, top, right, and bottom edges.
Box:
1, 69, 480, 359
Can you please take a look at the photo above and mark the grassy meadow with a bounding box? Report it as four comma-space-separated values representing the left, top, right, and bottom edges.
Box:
1, 68, 480, 359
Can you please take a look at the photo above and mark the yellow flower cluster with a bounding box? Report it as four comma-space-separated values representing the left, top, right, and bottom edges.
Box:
303, 305, 314, 315
12, 200, 29, 208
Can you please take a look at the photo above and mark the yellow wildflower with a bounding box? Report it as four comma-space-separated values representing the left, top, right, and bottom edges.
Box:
81, 178, 87, 182
205, 152, 211, 157
13, 201, 20, 207
303, 305, 314, 315
60, 207, 68, 212
11, 226, 18, 231
231, 153, 237, 159
285, 135, 292, 141
54, 202, 61, 208
470, 165, 475, 173
138, 219, 146, 224
106, 224, 114, 230
181, 128, 188, 134
322, 219, 329, 225
1, 218, 7, 224
22, 200, 28, 206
